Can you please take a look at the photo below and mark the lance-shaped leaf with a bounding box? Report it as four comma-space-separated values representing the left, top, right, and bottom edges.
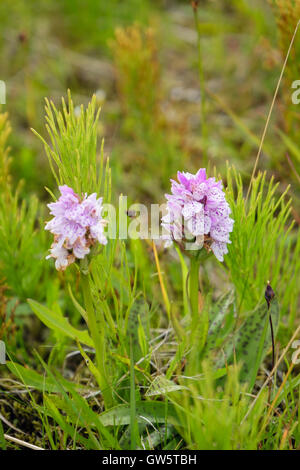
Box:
206, 290, 235, 352
126, 297, 149, 364
145, 375, 188, 397
6, 360, 92, 397
98, 401, 179, 427
217, 297, 279, 389
28, 299, 94, 347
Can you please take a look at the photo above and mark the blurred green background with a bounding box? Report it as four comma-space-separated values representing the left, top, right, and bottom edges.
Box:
1, 0, 300, 207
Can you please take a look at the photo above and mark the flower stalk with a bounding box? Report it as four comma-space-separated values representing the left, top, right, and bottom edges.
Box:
189, 254, 201, 324
80, 259, 113, 408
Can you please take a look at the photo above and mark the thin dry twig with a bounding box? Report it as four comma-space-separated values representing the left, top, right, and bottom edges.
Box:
4, 433, 44, 450
0, 412, 24, 435
246, 20, 300, 200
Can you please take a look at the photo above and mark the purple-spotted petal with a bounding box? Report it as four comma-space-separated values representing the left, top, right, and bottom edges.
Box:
45, 185, 107, 271
161, 168, 234, 261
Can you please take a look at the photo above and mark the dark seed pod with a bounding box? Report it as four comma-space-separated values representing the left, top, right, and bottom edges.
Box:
18, 32, 27, 43
265, 281, 275, 309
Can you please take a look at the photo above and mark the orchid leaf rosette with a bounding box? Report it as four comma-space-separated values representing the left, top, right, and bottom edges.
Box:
45, 185, 107, 271
161, 168, 234, 318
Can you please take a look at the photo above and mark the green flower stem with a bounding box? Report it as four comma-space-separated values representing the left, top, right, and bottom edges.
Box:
80, 263, 113, 408
130, 337, 138, 450
189, 255, 201, 327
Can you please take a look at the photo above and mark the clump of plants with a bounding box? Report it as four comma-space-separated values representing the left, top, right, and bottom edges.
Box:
0, 89, 298, 450
1, 1, 300, 452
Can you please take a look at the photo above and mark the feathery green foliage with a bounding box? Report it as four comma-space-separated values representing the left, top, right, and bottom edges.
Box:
0, 112, 49, 300
33, 91, 109, 198
225, 166, 300, 326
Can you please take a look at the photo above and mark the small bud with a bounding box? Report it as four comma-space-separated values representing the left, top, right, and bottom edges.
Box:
265, 281, 275, 309
18, 32, 27, 43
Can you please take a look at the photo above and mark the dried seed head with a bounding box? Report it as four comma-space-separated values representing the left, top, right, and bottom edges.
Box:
265, 281, 275, 309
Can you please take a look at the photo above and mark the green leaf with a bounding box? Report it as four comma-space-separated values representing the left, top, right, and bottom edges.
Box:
6, 361, 63, 393
145, 376, 188, 397
127, 297, 149, 363
206, 290, 235, 351
28, 299, 94, 347
44, 374, 119, 449
43, 395, 95, 449
218, 298, 280, 387
99, 401, 180, 427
